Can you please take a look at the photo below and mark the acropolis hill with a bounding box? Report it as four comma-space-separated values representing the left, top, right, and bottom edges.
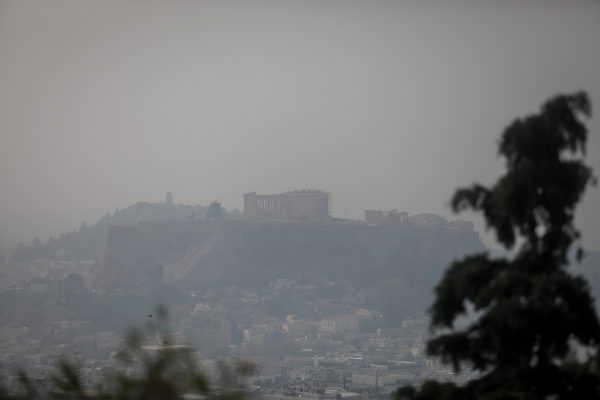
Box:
87, 216, 486, 291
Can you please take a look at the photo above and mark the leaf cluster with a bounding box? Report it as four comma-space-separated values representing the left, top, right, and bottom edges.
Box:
397, 92, 600, 399
206, 200, 224, 219
0, 305, 255, 400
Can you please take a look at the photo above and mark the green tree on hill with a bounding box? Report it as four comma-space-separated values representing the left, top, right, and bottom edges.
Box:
206, 200, 224, 219
397, 92, 600, 399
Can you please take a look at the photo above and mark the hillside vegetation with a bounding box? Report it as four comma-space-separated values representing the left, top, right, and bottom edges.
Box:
10, 197, 240, 262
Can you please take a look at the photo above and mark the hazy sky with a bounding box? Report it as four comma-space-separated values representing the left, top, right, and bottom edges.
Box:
1, 1, 599, 251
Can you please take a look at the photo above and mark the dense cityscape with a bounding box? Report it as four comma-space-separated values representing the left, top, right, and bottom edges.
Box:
0, 197, 484, 397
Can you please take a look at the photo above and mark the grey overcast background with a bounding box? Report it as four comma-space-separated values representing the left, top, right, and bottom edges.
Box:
1, 1, 599, 251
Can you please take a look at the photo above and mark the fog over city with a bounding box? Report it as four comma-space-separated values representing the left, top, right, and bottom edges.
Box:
0, 1, 600, 398
1, 1, 599, 251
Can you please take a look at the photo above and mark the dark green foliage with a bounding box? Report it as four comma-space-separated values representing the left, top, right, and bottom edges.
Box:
206, 200, 224, 219
396, 92, 600, 400
52, 360, 85, 397
15, 372, 36, 400
451, 92, 594, 258
396, 381, 464, 400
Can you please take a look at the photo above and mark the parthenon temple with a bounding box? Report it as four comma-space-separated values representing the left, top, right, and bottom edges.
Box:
243, 190, 330, 219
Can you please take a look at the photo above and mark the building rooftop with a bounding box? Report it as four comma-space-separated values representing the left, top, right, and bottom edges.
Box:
324, 315, 358, 320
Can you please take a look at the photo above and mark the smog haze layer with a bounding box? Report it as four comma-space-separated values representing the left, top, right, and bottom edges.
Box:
1, 1, 599, 250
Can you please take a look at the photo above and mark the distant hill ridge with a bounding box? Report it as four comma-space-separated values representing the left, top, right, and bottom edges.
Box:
10, 195, 241, 262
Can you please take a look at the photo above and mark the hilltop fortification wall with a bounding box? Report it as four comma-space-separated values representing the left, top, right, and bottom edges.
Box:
87, 219, 486, 290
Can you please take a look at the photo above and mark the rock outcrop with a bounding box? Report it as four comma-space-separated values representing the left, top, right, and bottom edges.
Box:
87, 219, 487, 290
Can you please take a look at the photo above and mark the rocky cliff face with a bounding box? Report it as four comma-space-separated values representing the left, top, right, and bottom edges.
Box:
87, 219, 487, 290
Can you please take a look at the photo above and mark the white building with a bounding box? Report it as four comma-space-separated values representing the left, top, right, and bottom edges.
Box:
268, 279, 295, 289
243, 324, 270, 344
352, 372, 414, 386
191, 303, 211, 316
283, 323, 310, 337
321, 315, 359, 333
243, 331, 265, 345
30, 283, 47, 292
240, 288, 258, 298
